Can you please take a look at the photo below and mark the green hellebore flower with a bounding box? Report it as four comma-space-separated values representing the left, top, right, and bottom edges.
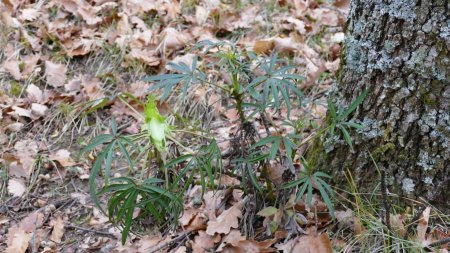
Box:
143, 96, 168, 151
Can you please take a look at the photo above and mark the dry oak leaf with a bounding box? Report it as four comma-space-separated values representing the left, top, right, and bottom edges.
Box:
78, 5, 102, 25
253, 40, 275, 55
5, 229, 32, 253
216, 229, 246, 251
416, 206, 431, 245
11, 106, 32, 118
31, 103, 48, 117
26, 84, 44, 103
159, 27, 188, 52
192, 230, 221, 253
206, 199, 245, 235
276, 233, 332, 253
7, 178, 26, 197
222, 239, 277, 253
20, 8, 41, 21
45, 61, 67, 87
50, 214, 64, 243
14, 139, 39, 176
3, 59, 22, 80
49, 149, 76, 167
81, 76, 105, 100
128, 48, 160, 66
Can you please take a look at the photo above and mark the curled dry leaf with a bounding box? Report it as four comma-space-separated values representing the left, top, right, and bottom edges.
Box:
8, 178, 26, 197
10, 106, 32, 118
49, 149, 76, 167
26, 84, 44, 103
31, 103, 48, 117
253, 40, 275, 55
416, 206, 431, 245
5, 230, 32, 253
5, 122, 24, 132
159, 27, 188, 52
4, 60, 22, 80
192, 230, 221, 253
81, 76, 105, 100
221, 239, 277, 253
50, 214, 65, 243
127, 48, 160, 66
276, 233, 332, 253
206, 199, 244, 235
45, 61, 67, 88
20, 8, 41, 21
216, 229, 246, 251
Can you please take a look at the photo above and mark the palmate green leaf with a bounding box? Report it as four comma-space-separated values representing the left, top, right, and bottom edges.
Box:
89, 150, 107, 213
144, 58, 200, 101
120, 190, 138, 245
306, 180, 313, 205
327, 98, 337, 121
315, 176, 335, 219
117, 141, 134, 168
295, 180, 310, 202
281, 176, 307, 189
104, 142, 115, 184
337, 89, 368, 121
166, 140, 221, 194
249, 54, 304, 115
101, 178, 182, 245
339, 125, 353, 150
246, 163, 263, 193
81, 134, 114, 154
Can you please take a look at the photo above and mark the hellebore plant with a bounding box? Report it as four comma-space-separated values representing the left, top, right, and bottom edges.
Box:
143, 96, 168, 152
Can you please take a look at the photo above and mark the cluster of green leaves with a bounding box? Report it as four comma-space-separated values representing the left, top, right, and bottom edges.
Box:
143, 40, 339, 215
281, 160, 335, 218
99, 177, 182, 244
327, 89, 368, 151
165, 139, 222, 194
84, 40, 369, 242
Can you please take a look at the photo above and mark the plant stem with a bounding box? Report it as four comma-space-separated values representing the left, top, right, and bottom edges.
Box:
231, 80, 246, 125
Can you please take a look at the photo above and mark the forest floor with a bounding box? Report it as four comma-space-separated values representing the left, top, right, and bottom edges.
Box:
0, 0, 448, 252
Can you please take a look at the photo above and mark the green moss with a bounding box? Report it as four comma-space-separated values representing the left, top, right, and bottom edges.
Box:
372, 142, 395, 159
305, 133, 326, 171
336, 47, 346, 84
10, 81, 22, 97
58, 103, 73, 116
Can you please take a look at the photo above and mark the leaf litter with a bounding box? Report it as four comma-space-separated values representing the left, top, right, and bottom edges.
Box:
0, 0, 448, 252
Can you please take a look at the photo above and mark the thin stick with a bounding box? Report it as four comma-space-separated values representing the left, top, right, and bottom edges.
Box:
380, 167, 391, 232
66, 224, 115, 238
148, 231, 191, 253
403, 205, 426, 240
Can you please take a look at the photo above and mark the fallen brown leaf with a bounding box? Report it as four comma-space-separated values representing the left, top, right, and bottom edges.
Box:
45, 61, 67, 88
206, 199, 244, 235
50, 214, 65, 243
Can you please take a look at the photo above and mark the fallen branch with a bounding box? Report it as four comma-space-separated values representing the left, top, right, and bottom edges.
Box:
148, 231, 192, 253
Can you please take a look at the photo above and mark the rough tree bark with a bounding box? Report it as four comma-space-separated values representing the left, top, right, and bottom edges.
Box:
310, 0, 450, 211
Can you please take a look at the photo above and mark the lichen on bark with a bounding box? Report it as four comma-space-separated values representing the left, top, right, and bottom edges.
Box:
310, 0, 450, 211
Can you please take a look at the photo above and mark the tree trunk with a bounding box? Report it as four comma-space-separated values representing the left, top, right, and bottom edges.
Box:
311, 0, 450, 211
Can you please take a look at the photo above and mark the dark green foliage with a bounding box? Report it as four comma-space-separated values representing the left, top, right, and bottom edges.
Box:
327, 89, 368, 150
98, 177, 182, 244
